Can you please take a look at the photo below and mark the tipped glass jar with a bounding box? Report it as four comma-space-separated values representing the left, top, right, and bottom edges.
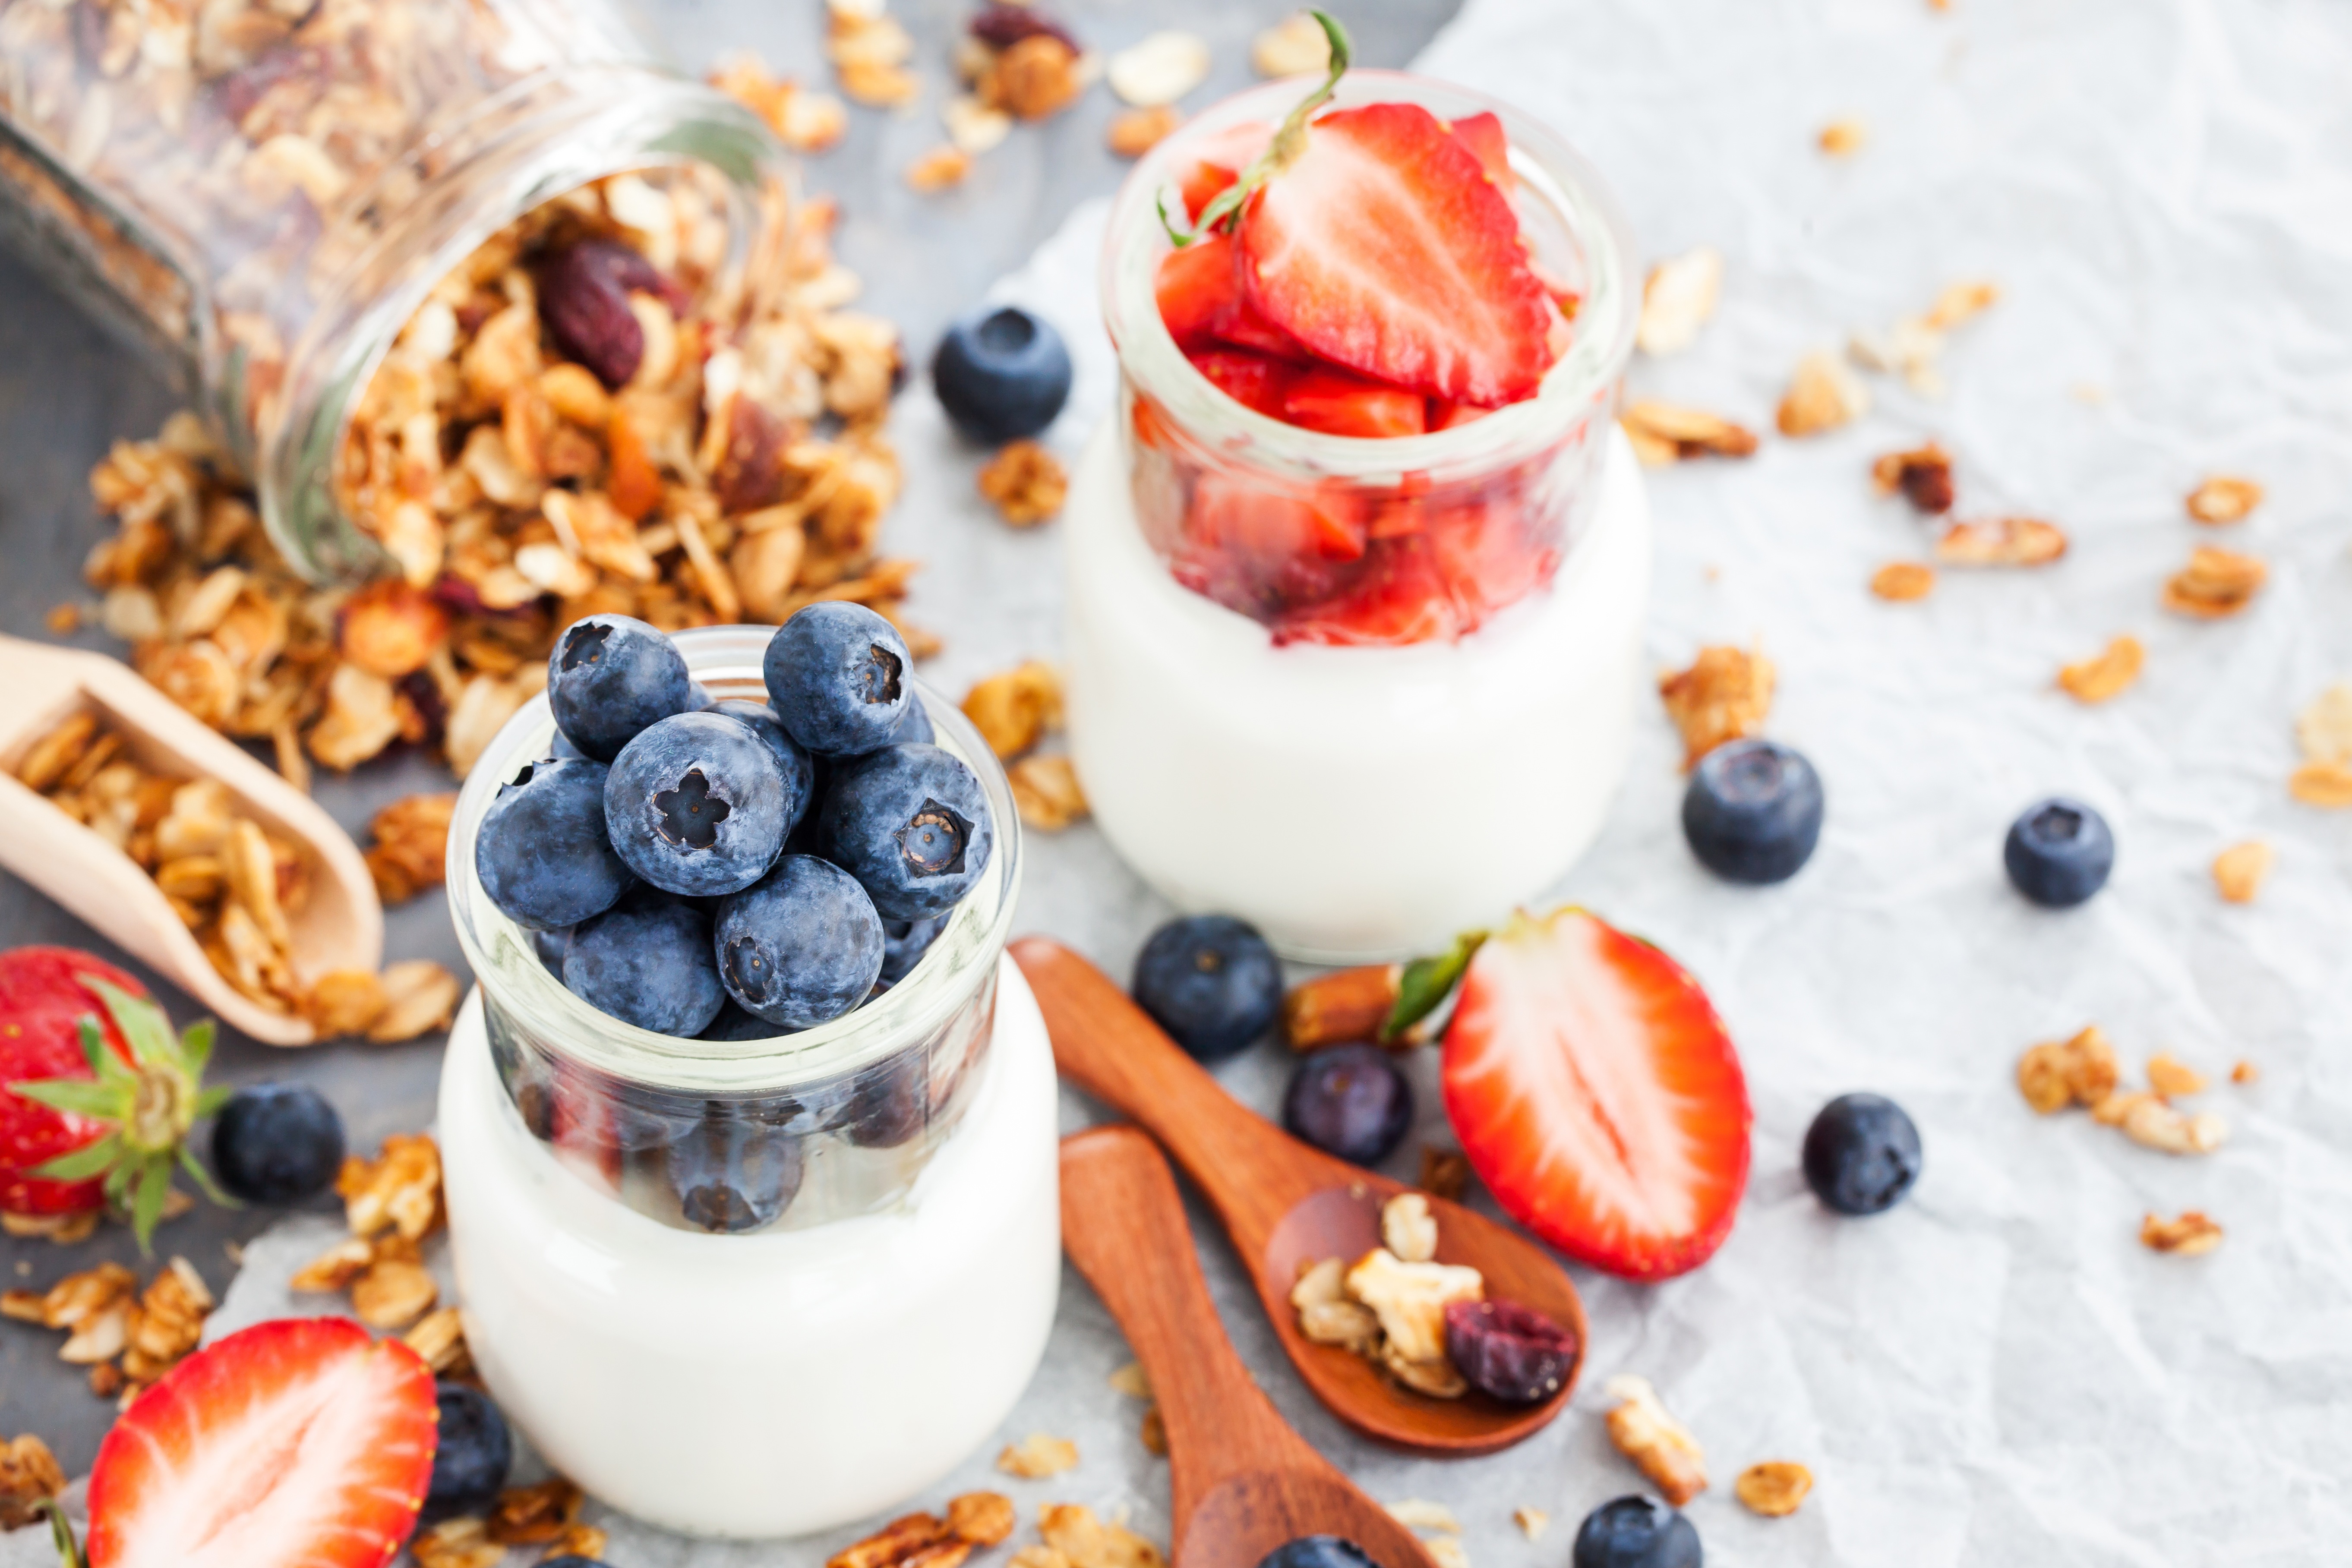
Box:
438, 626, 1057, 1538
1065, 71, 1650, 962
0, 0, 779, 579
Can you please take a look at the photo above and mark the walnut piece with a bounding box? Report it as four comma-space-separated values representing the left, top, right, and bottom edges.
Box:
1776, 350, 1869, 437
0, 1434, 66, 1530
997, 1432, 1080, 1479
1658, 644, 1776, 768
403, 1307, 473, 1376
1636, 247, 1724, 357
1381, 1192, 1440, 1264
2141, 1211, 2224, 1256
1345, 1247, 1483, 1364
979, 441, 1070, 526
1039, 1502, 1167, 1568
947, 1491, 1017, 1546
830, 1511, 951, 1568
409, 1518, 506, 1568
1604, 1374, 1707, 1505
2185, 476, 2262, 525
1870, 562, 1936, 602
2163, 546, 2267, 618
2057, 635, 2144, 704
486, 1477, 584, 1543
1735, 1461, 1815, 1517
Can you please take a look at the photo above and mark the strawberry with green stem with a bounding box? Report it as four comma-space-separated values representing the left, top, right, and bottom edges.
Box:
7, 975, 234, 1253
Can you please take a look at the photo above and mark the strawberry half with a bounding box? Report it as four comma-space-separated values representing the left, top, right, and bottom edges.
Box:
1240, 101, 1559, 406
1442, 907, 1751, 1281
86, 1317, 438, 1568
1, 948, 143, 1219
1155, 230, 1305, 361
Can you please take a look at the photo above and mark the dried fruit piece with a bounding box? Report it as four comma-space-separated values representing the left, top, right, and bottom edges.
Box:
1658, 644, 1775, 767
1735, 1461, 1814, 1517
963, 662, 1066, 757
1870, 442, 1955, 512
1935, 517, 2067, 567
997, 1432, 1079, 1479
2162, 546, 2266, 618
2147, 1053, 2208, 1099
1870, 562, 1936, 601
2185, 476, 2262, 525
2056, 635, 2144, 704
1443, 1298, 1576, 1404
1777, 350, 1870, 436
2140, 1211, 2223, 1256
1604, 1374, 1706, 1505
1010, 756, 1090, 831
1636, 246, 1724, 356
1818, 117, 1869, 155
1620, 401, 1758, 464
984, 36, 1085, 121
1283, 965, 1402, 1050
979, 441, 1070, 525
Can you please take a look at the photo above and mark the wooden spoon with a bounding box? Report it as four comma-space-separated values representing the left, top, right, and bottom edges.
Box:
1061, 1125, 1443, 1568
1015, 937, 1584, 1457
0, 635, 382, 1044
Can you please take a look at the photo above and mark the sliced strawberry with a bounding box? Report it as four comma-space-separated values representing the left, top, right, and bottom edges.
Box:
0, 947, 143, 1218
1154, 231, 1306, 361
1240, 102, 1558, 405
1448, 110, 1511, 185
1281, 366, 1428, 439
1427, 399, 1497, 431
1178, 120, 1273, 221
1442, 907, 1751, 1281
1187, 349, 1298, 420
1269, 536, 1457, 647
87, 1317, 438, 1568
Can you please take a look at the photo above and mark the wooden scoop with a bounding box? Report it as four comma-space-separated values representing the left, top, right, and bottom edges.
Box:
1061, 1125, 1443, 1568
0, 635, 382, 1044
1015, 937, 1584, 1457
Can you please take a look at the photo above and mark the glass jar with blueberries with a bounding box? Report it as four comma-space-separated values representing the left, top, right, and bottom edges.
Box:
436, 609, 1059, 1538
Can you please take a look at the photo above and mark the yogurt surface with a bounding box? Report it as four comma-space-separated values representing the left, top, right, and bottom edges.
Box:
436, 955, 1061, 1538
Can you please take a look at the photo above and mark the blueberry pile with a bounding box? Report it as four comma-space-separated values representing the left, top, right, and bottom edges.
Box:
475, 606, 994, 1039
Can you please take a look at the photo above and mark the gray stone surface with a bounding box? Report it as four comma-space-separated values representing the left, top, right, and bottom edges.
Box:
0, 0, 1462, 1472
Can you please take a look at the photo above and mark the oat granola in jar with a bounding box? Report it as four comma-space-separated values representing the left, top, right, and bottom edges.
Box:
438, 625, 1056, 1538
0, 0, 858, 587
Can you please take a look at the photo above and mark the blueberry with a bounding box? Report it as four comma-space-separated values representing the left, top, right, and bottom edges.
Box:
931, 304, 1073, 445
531, 925, 570, 975
1282, 1044, 1411, 1166
763, 603, 912, 757
689, 681, 715, 710
1803, 1092, 1923, 1216
666, 1104, 807, 1233
2005, 797, 2113, 908
1572, 1496, 1702, 1568
710, 698, 817, 835
1443, 1299, 1578, 1405
604, 712, 789, 898
699, 999, 789, 1041
834, 1051, 926, 1148
475, 759, 635, 930
1132, 915, 1283, 1062
818, 743, 995, 921
879, 913, 949, 985
714, 855, 884, 1027
564, 891, 727, 1035
545, 614, 695, 762
890, 695, 936, 747
1681, 739, 1823, 885
423, 1382, 511, 1524
546, 728, 587, 762
1256, 1539, 1382, 1568
208, 1084, 344, 1205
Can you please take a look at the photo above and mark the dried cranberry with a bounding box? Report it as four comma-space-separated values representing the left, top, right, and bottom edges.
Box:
397, 669, 448, 747
1443, 1299, 1577, 1405
540, 240, 683, 389
713, 398, 788, 514
969, 3, 1077, 51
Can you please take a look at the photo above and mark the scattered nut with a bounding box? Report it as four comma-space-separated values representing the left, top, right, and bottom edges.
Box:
2162, 546, 2266, 618
1871, 442, 1956, 512
2185, 476, 2262, 525
1384, 1500, 1462, 1533
410, 1518, 506, 1568
2140, 1211, 2223, 1256
0, 1434, 65, 1530
2016, 1024, 2118, 1114
1252, 13, 1333, 76
997, 1432, 1080, 1479
1344, 1248, 1483, 1364
1735, 1461, 1814, 1517
1658, 644, 1775, 767
363, 793, 458, 905
1381, 1192, 1439, 1264
710, 56, 850, 152
1283, 965, 1402, 1050
944, 96, 1016, 156
2289, 761, 2352, 808
1935, 517, 2067, 567
1108, 32, 1211, 107
368, 961, 461, 1043
1604, 1375, 1706, 1506
2056, 635, 2144, 704
1850, 282, 1998, 395
2119, 1095, 2227, 1156
964, 662, 1065, 758
2295, 683, 2352, 765
339, 1132, 443, 1242
982, 36, 1084, 122
1636, 247, 1724, 356
1620, 401, 1758, 465
1818, 117, 1869, 156
1512, 1507, 1549, 1541
2231, 1060, 2260, 1085
906, 146, 976, 195
1423, 1539, 1469, 1568
2147, 1053, 2208, 1099
1010, 756, 1089, 831
1108, 1361, 1152, 1400
947, 1491, 1018, 1546
1777, 350, 1870, 436
1040, 1502, 1168, 1568
487, 1477, 584, 1543
979, 441, 1070, 525
830, 1510, 952, 1568
1108, 105, 1184, 158
1139, 1406, 1167, 1456
1870, 562, 1937, 601
403, 1306, 473, 1376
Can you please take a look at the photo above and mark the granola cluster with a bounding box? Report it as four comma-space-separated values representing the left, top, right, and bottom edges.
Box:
11, 708, 456, 1034
1, 1257, 214, 1407
1290, 1192, 1486, 1398
291, 1132, 448, 1331
411, 1477, 603, 1568
821, 1489, 1165, 1568
961, 659, 1090, 833
1603, 1375, 1707, 1505
1657, 644, 1776, 768
0, 1434, 65, 1530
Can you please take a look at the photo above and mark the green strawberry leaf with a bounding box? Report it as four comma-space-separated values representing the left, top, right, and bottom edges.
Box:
195, 1084, 233, 1117
1382, 929, 1488, 1043
1166, 9, 1352, 246
179, 1017, 216, 1078
38, 1497, 83, 1568
177, 1144, 239, 1210
8, 1078, 129, 1120
131, 1158, 174, 1253
77, 1016, 132, 1085
91, 979, 180, 1070
29, 1132, 123, 1183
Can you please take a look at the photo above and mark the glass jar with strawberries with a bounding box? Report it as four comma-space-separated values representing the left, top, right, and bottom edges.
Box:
1065, 19, 1646, 962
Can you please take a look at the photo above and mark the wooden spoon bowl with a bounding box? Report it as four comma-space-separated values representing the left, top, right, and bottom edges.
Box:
0, 635, 382, 1044
1017, 937, 1585, 1457
1061, 1126, 1441, 1568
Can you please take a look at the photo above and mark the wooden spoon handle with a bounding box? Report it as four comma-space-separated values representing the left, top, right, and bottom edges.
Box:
1059, 1127, 1304, 1512
1014, 937, 1311, 1249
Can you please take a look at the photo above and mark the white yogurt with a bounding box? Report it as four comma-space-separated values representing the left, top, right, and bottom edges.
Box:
436, 955, 1061, 1539
1065, 422, 1651, 963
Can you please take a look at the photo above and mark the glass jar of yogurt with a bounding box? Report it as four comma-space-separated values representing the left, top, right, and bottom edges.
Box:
1065, 70, 1647, 962
439, 625, 1057, 1539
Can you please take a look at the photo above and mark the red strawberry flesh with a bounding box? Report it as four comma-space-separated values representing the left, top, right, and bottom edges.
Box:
1155, 231, 1306, 361
0, 946, 143, 1217
87, 1317, 438, 1568
1448, 110, 1512, 185
1178, 120, 1273, 222
1442, 908, 1751, 1281
1186, 349, 1298, 419
1240, 102, 1558, 406
1281, 366, 1429, 439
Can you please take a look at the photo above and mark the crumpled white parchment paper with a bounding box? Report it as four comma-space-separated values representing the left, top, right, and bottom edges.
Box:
15, 1, 2348, 1564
